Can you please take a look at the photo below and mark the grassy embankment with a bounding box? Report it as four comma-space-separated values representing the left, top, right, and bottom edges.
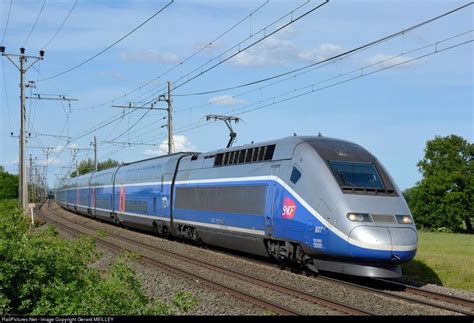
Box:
402, 231, 474, 291
0, 199, 198, 315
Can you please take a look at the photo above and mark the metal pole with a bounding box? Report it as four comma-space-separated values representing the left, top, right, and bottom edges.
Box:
75, 151, 79, 177
167, 81, 174, 154
44, 149, 49, 190
34, 166, 38, 203
20, 54, 28, 210
94, 136, 97, 171
29, 154, 33, 203
1, 47, 44, 210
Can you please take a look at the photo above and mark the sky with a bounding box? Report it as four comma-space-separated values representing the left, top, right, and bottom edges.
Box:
0, 0, 472, 190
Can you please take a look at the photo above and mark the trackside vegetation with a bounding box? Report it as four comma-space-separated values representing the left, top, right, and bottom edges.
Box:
0, 199, 197, 315
402, 231, 474, 291
403, 135, 473, 233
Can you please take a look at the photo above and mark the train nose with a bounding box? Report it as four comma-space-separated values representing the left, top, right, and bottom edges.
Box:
348, 226, 417, 261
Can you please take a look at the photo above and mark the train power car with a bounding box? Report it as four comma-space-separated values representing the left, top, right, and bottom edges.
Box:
56, 135, 417, 278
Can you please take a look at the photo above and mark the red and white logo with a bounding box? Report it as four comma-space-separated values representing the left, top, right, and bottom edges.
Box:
281, 197, 297, 219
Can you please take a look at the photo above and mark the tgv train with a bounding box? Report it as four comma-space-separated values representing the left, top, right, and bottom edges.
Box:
56, 135, 417, 278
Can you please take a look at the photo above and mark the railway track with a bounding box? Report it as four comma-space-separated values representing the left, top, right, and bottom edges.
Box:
36, 202, 374, 316
37, 201, 474, 316
372, 278, 474, 312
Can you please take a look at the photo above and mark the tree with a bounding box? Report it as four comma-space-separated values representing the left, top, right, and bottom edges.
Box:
0, 168, 18, 200
408, 135, 473, 233
70, 159, 120, 177
98, 159, 120, 171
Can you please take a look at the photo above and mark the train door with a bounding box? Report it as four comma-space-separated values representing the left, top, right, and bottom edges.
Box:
266, 164, 280, 235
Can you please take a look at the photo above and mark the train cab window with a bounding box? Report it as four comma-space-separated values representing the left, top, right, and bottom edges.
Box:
290, 167, 302, 184
329, 161, 384, 189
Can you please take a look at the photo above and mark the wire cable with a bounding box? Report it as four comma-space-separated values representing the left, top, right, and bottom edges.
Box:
1, 0, 13, 43
41, 0, 78, 50
72, 0, 271, 111
97, 0, 320, 114
173, 1, 473, 97
23, 0, 47, 47
1, 58, 13, 132
38, 0, 174, 82
132, 32, 473, 147
166, 0, 329, 95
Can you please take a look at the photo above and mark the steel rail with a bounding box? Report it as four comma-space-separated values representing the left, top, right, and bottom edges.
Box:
35, 206, 302, 316
372, 278, 474, 310
315, 276, 473, 316
39, 202, 472, 315
39, 203, 374, 315
51, 206, 373, 316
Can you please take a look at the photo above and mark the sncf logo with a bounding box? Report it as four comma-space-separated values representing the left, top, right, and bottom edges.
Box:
281, 197, 297, 219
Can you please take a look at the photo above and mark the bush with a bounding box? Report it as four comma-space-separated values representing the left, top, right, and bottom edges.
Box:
0, 199, 188, 315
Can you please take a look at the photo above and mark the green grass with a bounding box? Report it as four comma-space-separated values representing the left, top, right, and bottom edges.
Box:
402, 231, 474, 291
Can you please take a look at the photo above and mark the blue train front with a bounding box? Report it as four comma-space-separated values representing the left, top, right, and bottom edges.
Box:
56, 135, 417, 278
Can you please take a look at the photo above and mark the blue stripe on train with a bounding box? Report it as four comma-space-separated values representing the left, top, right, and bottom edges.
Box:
59, 179, 416, 262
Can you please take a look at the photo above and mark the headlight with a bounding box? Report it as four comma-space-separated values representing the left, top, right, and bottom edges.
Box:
347, 213, 372, 222
396, 215, 413, 224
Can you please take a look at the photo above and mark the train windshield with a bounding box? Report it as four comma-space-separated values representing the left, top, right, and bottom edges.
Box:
328, 161, 385, 189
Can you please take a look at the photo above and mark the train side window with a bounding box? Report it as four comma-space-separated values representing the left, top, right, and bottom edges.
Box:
239, 150, 246, 163
245, 149, 253, 162
258, 146, 266, 161
252, 147, 259, 162
215, 154, 223, 166
290, 167, 302, 184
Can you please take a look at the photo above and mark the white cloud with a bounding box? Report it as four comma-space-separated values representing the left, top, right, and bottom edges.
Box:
144, 135, 196, 156
120, 50, 180, 64
208, 95, 247, 106
230, 33, 344, 68
97, 71, 125, 81
297, 43, 345, 62
230, 35, 297, 67
365, 53, 418, 69
51, 145, 64, 153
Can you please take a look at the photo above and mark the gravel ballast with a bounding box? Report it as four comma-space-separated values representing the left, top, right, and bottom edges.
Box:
40, 203, 473, 316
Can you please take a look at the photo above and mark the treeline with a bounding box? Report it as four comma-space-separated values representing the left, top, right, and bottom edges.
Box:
69, 158, 120, 178
403, 135, 473, 233
0, 166, 18, 200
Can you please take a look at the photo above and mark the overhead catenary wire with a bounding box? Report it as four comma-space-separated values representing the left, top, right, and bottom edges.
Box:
1, 0, 13, 43
23, 0, 47, 47
60, 1, 322, 147
1, 58, 13, 132
120, 0, 327, 119
68, 4, 474, 160
151, 0, 329, 101
108, 109, 153, 143
41, 0, 78, 50
172, 1, 474, 98
85, 0, 318, 115
71, 0, 271, 112
126, 32, 472, 148
38, 0, 174, 82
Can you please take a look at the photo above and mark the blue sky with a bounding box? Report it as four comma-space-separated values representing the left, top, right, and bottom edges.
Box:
0, 0, 472, 190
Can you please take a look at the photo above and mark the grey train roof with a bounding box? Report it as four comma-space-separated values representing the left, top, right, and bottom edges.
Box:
204, 135, 373, 161
58, 135, 377, 187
